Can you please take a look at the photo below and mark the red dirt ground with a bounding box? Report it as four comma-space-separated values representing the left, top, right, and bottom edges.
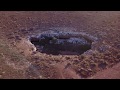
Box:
0, 11, 120, 79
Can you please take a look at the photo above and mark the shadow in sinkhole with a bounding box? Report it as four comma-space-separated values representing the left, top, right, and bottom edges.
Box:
29, 31, 93, 55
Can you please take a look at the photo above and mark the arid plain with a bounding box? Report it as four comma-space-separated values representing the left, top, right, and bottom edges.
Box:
0, 11, 120, 79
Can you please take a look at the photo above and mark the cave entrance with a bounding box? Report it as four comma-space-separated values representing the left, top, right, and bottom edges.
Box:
29, 31, 92, 55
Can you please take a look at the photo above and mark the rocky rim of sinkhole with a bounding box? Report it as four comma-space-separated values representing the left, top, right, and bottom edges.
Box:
28, 28, 98, 56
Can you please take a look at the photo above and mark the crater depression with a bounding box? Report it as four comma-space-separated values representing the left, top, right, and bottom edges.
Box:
29, 30, 96, 55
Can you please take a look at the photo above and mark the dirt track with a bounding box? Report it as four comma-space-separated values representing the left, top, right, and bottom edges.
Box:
0, 11, 120, 79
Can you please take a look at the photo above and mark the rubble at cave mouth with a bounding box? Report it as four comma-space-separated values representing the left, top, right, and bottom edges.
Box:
29, 30, 95, 55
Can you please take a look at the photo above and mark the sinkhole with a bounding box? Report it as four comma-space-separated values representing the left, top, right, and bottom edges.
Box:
29, 30, 93, 55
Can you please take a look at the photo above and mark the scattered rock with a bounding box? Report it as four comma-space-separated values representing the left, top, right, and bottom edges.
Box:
98, 62, 107, 69
73, 60, 80, 64
90, 63, 97, 70
65, 63, 71, 69
77, 68, 89, 78
65, 57, 71, 60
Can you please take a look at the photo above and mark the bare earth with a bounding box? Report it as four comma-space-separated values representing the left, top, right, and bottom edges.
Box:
0, 11, 120, 79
